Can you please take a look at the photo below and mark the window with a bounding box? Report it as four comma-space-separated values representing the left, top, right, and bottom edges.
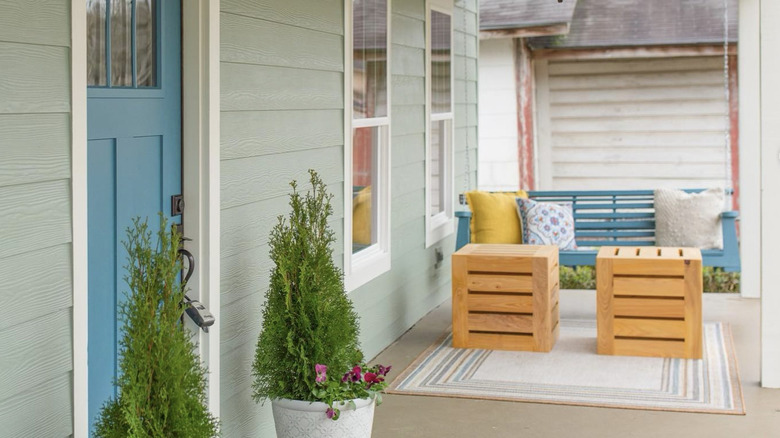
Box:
345, 0, 391, 291
426, 3, 454, 247
87, 0, 158, 88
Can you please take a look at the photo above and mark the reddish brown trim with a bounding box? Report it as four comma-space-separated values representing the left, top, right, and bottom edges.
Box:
515, 38, 535, 190
532, 44, 737, 61
729, 54, 740, 212
480, 23, 569, 40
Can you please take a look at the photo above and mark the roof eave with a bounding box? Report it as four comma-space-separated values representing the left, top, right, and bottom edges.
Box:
480, 22, 570, 40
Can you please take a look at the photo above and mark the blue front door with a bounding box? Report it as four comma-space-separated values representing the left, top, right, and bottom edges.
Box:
86, 0, 181, 430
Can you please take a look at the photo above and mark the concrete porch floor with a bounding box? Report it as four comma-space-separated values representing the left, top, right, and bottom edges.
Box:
372, 290, 780, 437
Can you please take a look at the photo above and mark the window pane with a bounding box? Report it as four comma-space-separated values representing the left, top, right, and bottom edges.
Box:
431, 11, 452, 114
110, 0, 133, 87
353, 0, 388, 119
87, 0, 107, 86
352, 127, 381, 253
136, 0, 156, 87
430, 119, 450, 216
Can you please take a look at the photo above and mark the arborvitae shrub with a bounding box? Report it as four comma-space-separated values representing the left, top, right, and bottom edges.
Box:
252, 170, 363, 403
94, 215, 219, 437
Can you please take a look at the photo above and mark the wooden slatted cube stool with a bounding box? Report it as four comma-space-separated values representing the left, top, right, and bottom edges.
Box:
596, 246, 702, 359
452, 244, 559, 352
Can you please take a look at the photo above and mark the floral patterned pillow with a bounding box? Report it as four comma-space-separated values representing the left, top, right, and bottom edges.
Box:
515, 198, 577, 250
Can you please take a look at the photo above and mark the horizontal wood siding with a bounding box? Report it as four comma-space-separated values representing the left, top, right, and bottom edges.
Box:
219, 0, 477, 435
537, 56, 730, 190
220, 0, 346, 435
0, 1, 73, 435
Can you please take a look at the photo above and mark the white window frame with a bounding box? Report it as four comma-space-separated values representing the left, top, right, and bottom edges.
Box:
425, 0, 455, 248
344, 0, 392, 291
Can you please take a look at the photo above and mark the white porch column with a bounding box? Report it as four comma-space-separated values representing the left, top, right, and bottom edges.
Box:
739, 0, 760, 299
760, 0, 780, 388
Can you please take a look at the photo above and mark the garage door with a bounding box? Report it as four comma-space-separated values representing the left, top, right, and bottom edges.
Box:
534, 56, 730, 191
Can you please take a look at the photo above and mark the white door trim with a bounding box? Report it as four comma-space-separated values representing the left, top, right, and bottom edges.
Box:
71, 1, 221, 435
71, 1, 88, 436
182, 0, 222, 416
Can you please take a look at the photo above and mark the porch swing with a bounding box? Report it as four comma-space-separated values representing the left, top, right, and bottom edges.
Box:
454, 0, 740, 272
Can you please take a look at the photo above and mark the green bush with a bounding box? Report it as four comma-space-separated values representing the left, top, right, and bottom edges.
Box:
252, 170, 363, 404
94, 215, 219, 437
558, 265, 740, 293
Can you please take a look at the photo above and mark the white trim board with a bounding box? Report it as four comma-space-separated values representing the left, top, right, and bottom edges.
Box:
182, 0, 221, 416
71, 1, 88, 436
71, 1, 222, 434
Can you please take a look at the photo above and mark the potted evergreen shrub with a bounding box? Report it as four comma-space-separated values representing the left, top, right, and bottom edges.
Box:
252, 170, 390, 438
94, 215, 219, 437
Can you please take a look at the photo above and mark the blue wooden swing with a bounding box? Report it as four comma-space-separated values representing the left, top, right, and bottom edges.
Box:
455, 189, 740, 272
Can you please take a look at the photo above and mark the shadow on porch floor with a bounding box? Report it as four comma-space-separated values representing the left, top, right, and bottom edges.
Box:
372, 290, 780, 438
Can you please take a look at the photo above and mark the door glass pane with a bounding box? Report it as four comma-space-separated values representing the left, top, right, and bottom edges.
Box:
353, 0, 388, 119
87, 0, 107, 86
136, 0, 156, 87
431, 11, 452, 114
430, 119, 449, 216
110, 0, 133, 87
352, 126, 381, 253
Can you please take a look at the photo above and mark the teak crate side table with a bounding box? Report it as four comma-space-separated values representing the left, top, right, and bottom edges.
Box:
452, 244, 559, 352
596, 246, 703, 359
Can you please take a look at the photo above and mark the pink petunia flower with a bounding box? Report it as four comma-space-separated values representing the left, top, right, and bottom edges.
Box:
315, 364, 327, 383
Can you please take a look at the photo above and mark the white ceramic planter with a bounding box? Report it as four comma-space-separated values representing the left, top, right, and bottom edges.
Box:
271, 397, 376, 438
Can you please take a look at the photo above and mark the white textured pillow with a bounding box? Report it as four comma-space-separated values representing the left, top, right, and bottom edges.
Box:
654, 188, 725, 250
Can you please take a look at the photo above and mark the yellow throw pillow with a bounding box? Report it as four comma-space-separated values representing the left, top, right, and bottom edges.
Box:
352, 186, 372, 246
465, 190, 529, 244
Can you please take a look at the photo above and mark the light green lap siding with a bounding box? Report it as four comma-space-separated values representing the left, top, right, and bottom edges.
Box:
0, 1, 73, 436
220, 1, 346, 435
218, 1, 478, 436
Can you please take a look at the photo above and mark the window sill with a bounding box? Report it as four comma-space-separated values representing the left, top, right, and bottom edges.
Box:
345, 246, 391, 292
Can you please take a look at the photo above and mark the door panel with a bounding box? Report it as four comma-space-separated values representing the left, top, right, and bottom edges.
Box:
86, 0, 181, 431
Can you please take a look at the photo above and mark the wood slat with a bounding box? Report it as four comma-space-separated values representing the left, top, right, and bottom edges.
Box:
612, 338, 687, 358
467, 274, 532, 293
613, 276, 686, 297
467, 294, 533, 314
548, 57, 723, 76
465, 332, 535, 351
613, 297, 685, 319
576, 220, 655, 230
452, 255, 469, 348
466, 256, 533, 274
612, 297, 685, 318
614, 318, 687, 339
468, 313, 533, 334
611, 260, 686, 277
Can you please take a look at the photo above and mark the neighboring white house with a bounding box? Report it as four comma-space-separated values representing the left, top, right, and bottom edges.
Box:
477, 0, 738, 200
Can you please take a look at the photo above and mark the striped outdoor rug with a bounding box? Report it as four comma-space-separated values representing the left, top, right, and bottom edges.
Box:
387, 320, 744, 415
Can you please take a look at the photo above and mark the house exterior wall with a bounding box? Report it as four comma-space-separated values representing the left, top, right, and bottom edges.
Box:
534, 56, 732, 191
0, 1, 74, 436
218, 0, 477, 436
478, 38, 519, 191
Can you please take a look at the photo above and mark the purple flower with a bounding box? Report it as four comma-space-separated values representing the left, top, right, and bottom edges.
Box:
378, 365, 392, 376
315, 364, 327, 383
364, 372, 384, 389
326, 408, 335, 419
